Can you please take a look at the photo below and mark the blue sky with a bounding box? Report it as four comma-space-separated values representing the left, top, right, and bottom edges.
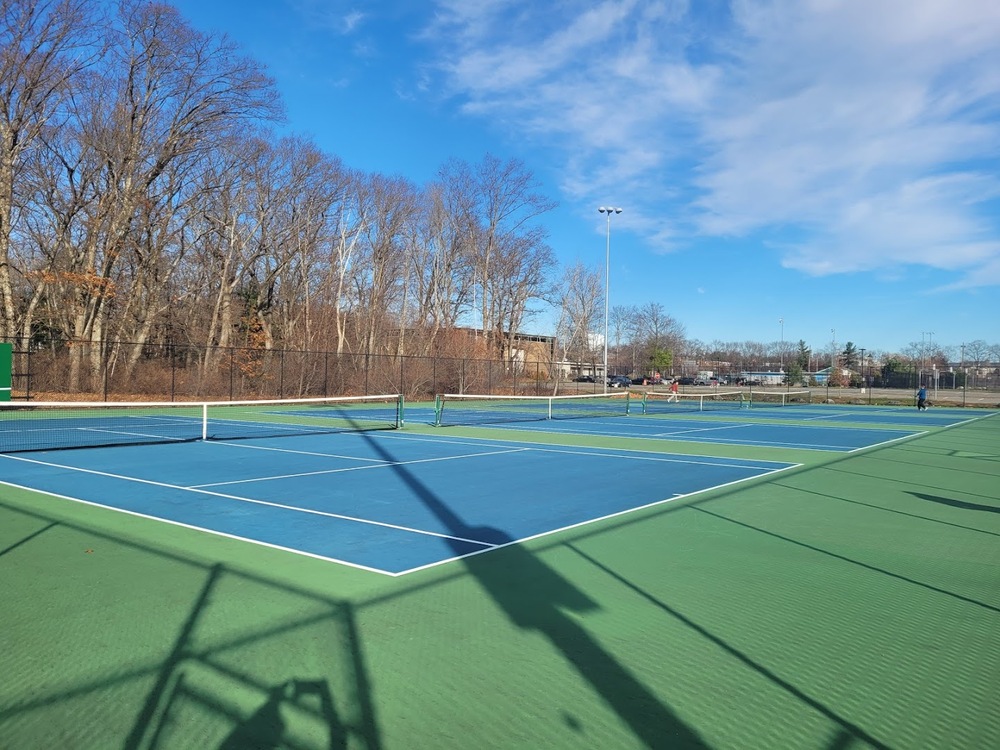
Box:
167, 0, 1000, 357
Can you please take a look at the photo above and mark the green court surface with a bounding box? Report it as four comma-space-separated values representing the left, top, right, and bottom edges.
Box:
1, 407, 998, 749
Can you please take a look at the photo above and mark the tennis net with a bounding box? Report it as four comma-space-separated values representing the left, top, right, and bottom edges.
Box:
642, 390, 746, 413
0, 394, 403, 453
433, 392, 633, 427
749, 390, 812, 407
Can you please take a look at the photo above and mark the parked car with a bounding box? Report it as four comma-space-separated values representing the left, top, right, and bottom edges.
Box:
608, 375, 632, 388
627, 374, 661, 385
573, 375, 595, 383
676, 377, 695, 386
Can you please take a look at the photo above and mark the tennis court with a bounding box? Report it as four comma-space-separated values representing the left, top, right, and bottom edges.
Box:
2, 392, 998, 749
0, 427, 794, 575
425, 393, 937, 451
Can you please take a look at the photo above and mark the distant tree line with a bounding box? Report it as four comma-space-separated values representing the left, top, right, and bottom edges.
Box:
680, 337, 1000, 387
1, 0, 558, 391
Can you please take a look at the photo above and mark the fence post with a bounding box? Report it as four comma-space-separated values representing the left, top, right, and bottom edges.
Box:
279, 348, 285, 399
102, 342, 109, 401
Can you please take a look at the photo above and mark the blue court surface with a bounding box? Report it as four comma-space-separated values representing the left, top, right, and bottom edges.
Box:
0, 431, 796, 575
693, 404, 996, 426
415, 407, 923, 451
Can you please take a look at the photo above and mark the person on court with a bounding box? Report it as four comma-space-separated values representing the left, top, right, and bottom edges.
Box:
917, 386, 928, 410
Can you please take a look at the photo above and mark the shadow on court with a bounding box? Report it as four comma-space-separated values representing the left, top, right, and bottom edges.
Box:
217, 679, 345, 750
0, 499, 375, 750
353, 430, 711, 749
563, 542, 891, 750
908, 491, 1000, 513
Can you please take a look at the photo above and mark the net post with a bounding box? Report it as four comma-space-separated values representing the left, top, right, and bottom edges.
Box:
396, 394, 405, 428
202, 403, 208, 440
433, 394, 443, 427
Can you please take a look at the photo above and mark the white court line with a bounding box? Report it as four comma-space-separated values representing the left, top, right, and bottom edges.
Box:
847, 431, 927, 452
394, 460, 802, 576
456, 419, 773, 443
0, 475, 402, 576
224, 427, 790, 470
0, 452, 494, 548
190, 446, 532, 488
505, 443, 788, 471
650, 423, 751, 437
485, 422, 852, 451
203, 440, 393, 462
453, 416, 928, 452
76, 427, 189, 441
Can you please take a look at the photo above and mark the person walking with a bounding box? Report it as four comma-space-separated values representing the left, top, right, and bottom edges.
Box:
917, 385, 928, 410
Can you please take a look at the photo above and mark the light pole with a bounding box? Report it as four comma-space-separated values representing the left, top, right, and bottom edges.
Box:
598, 207, 622, 393
921, 331, 934, 389
779, 318, 784, 372
961, 342, 967, 403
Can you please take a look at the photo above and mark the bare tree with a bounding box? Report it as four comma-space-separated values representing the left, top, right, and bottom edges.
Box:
23, 1, 282, 389
0, 0, 99, 339
635, 302, 684, 372
350, 172, 418, 354
491, 231, 556, 364
409, 174, 477, 352
609, 304, 637, 376
554, 261, 602, 365
964, 339, 990, 368
464, 154, 557, 359
324, 170, 368, 356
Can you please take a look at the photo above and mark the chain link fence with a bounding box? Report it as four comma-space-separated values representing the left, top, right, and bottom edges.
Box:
3, 337, 597, 403
4, 337, 997, 407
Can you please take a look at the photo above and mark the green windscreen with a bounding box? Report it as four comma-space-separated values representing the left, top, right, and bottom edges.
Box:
0, 342, 11, 401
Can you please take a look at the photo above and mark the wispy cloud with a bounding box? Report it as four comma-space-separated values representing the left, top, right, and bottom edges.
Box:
291, 1, 368, 35
342, 10, 366, 34
421, 0, 1000, 287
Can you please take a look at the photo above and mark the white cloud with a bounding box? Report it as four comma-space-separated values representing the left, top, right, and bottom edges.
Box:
423, 0, 1000, 284
291, 1, 368, 36
342, 11, 366, 34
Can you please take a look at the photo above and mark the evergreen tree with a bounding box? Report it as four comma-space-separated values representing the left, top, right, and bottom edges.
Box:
795, 340, 811, 370
841, 342, 859, 370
